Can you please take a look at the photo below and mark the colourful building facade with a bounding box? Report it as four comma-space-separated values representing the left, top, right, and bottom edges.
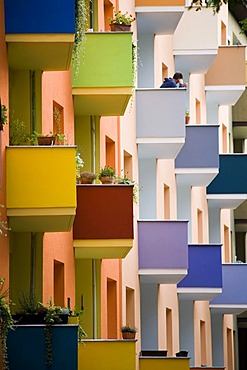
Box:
0, 0, 247, 369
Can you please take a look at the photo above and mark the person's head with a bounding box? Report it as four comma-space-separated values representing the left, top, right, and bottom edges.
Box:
173, 72, 183, 83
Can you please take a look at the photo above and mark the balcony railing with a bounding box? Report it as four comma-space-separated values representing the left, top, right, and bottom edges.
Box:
138, 220, 188, 284
174, 7, 218, 73
205, 46, 246, 106
136, 88, 186, 159
177, 244, 222, 301
72, 32, 133, 116
207, 154, 247, 209
73, 185, 134, 259
4, 0, 75, 70
6, 146, 76, 232
78, 340, 136, 370
210, 263, 247, 314
175, 125, 219, 186
139, 356, 190, 370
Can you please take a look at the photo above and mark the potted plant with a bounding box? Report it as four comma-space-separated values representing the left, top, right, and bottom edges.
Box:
0, 278, 14, 370
185, 108, 190, 125
108, 10, 135, 32
76, 150, 84, 181
121, 324, 137, 339
0, 100, 7, 131
115, 174, 139, 204
9, 117, 28, 146
98, 166, 116, 184
80, 171, 96, 184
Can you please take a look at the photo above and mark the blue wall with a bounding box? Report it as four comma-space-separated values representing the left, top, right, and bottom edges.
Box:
5, 0, 75, 34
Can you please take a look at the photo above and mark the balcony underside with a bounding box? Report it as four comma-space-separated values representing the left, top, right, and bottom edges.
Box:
178, 287, 222, 301
176, 169, 218, 187
174, 51, 217, 74
210, 304, 247, 315
136, 8, 184, 35
7, 208, 75, 233
139, 268, 187, 284
205, 85, 245, 106
6, 34, 74, 70
74, 239, 133, 259
137, 139, 185, 159
233, 122, 247, 139
73, 87, 132, 116
207, 195, 247, 210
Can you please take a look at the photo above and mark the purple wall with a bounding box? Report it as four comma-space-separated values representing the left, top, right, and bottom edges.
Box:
138, 220, 188, 269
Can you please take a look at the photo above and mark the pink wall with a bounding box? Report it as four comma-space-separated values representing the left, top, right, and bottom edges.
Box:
0, 0, 10, 283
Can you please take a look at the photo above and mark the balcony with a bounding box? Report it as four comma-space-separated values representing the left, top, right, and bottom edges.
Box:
210, 264, 247, 314
136, 88, 186, 159
177, 244, 222, 301
207, 154, 247, 209
6, 146, 76, 232
4, 0, 75, 70
7, 324, 78, 370
173, 8, 218, 73
78, 340, 136, 370
205, 46, 246, 106
138, 220, 188, 284
135, 0, 184, 35
139, 356, 190, 370
175, 125, 219, 187
73, 185, 134, 259
72, 32, 133, 116
234, 201, 247, 232
233, 89, 247, 140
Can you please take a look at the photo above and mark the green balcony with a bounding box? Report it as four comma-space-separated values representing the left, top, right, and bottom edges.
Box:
6, 146, 76, 232
72, 32, 133, 116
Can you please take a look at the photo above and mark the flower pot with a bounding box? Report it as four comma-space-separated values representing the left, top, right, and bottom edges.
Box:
37, 136, 56, 145
122, 332, 136, 339
110, 24, 131, 32
185, 116, 190, 125
140, 350, 167, 357
99, 176, 115, 184
176, 350, 189, 357
80, 178, 94, 184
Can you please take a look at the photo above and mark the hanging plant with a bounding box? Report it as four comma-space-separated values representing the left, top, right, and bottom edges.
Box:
0, 278, 15, 370
0, 100, 8, 131
0, 205, 10, 237
72, 0, 89, 80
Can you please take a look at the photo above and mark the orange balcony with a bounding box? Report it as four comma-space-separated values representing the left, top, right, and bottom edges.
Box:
73, 185, 134, 259
205, 46, 246, 106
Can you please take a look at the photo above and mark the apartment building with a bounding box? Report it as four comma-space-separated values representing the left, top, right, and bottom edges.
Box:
0, 0, 247, 369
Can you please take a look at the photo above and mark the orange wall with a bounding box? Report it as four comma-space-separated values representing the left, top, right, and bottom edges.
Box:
41, 70, 76, 307
0, 0, 10, 282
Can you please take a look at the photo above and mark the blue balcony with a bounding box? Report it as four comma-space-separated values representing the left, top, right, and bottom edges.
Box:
136, 88, 186, 159
210, 264, 247, 314
207, 154, 247, 209
175, 125, 219, 187
4, 0, 75, 70
138, 220, 188, 284
177, 244, 222, 301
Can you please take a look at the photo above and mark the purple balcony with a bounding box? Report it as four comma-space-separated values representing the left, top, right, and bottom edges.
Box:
210, 263, 247, 314
138, 220, 188, 284
177, 244, 222, 301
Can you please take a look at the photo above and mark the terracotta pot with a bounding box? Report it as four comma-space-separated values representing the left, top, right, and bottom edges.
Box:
80, 178, 94, 184
185, 116, 190, 125
122, 332, 136, 339
99, 176, 114, 184
37, 136, 56, 145
110, 24, 131, 32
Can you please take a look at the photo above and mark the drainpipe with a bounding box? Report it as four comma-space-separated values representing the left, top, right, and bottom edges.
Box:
30, 71, 36, 132
91, 115, 97, 338
30, 232, 36, 299
90, 0, 94, 31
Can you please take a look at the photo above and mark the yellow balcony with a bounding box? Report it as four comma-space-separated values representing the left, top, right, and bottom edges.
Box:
78, 340, 136, 370
205, 46, 246, 106
139, 357, 190, 370
6, 146, 76, 232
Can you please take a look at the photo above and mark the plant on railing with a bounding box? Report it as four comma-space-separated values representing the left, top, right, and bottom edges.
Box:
76, 150, 84, 180
108, 10, 135, 26
115, 174, 139, 204
73, 0, 89, 80
0, 278, 15, 370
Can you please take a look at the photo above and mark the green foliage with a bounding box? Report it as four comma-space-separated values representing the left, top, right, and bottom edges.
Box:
121, 324, 137, 333
108, 10, 136, 25
0, 103, 7, 130
0, 278, 15, 370
9, 118, 28, 146
0, 205, 10, 237
76, 150, 84, 179
98, 165, 116, 178
116, 175, 139, 204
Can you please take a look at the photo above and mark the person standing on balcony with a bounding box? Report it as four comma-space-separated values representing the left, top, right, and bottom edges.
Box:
160, 72, 187, 88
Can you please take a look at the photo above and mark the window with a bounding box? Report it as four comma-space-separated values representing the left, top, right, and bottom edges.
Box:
224, 225, 230, 263
53, 101, 64, 144
197, 209, 203, 243
221, 21, 227, 45
126, 287, 135, 327
54, 260, 64, 307
124, 150, 133, 179
107, 278, 117, 338
166, 308, 173, 356
164, 184, 170, 220
200, 320, 206, 366
106, 136, 116, 169
195, 98, 201, 124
